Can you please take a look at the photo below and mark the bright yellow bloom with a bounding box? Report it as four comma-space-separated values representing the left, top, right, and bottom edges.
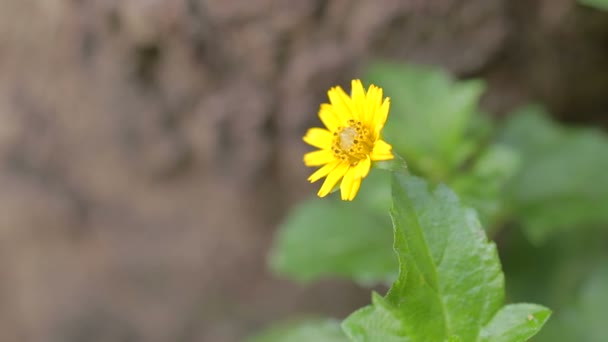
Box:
303, 79, 394, 201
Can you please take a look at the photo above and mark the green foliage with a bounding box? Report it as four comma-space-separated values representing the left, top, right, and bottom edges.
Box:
500, 105, 608, 242
247, 318, 348, 342
270, 63, 510, 286
269, 172, 397, 285
579, 0, 608, 10
502, 228, 608, 342
254, 61, 608, 341
342, 175, 550, 341
450, 144, 520, 229
478, 304, 552, 342
569, 263, 608, 341
341, 293, 411, 342
530, 261, 608, 342
365, 63, 485, 180
366, 63, 515, 228
497, 106, 608, 341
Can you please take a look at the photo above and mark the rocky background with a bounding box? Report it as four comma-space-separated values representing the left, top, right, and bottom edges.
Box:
1, 1, 607, 341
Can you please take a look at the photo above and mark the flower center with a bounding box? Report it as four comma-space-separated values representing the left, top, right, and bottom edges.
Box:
332, 119, 373, 163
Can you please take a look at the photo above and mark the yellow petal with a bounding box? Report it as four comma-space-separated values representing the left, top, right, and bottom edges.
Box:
361, 85, 374, 125
350, 79, 365, 121
373, 98, 390, 139
308, 160, 340, 183
303, 128, 332, 149
327, 86, 354, 121
304, 149, 335, 166
365, 85, 382, 127
317, 162, 350, 197
340, 167, 360, 201
370, 140, 394, 161
319, 104, 342, 131
355, 156, 371, 179
348, 177, 362, 200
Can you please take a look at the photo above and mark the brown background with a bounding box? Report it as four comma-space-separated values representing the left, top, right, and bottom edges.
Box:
1, 1, 607, 341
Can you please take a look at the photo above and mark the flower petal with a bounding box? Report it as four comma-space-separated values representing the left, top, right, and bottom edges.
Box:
370, 140, 394, 161
327, 86, 354, 121
319, 104, 342, 131
373, 98, 390, 139
303, 128, 332, 149
318, 162, 350, 197
304, 149, 336, 166
365, 85, 382, 127
340, 167, 361, 201
350, 79, 366, 121
307, 160, 340, 183
348, 177, 362, 201
355, 156, 371, 179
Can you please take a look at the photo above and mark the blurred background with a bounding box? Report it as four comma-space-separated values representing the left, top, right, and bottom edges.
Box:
1, 1, 608, 341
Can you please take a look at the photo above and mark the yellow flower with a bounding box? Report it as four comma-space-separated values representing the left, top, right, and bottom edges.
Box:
303, 79, 394, 201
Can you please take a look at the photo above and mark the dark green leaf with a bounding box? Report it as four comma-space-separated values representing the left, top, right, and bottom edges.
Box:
342, 175, 550, 341
500, 104, 608, 242
365, 63, 485, 180
503, 224, 608, 342
579, 0, 608, 11
450, 144, 520, 228
269, 175, 396, 285
532, 261, 608, 342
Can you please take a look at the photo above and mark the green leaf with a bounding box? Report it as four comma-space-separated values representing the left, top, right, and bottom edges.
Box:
342, 293, 409, 342
373, 153, 409, 174
247, 318, 348, 342
364, 63, 485, 180
354, 169, 392, 216
573, 263, 608, 341
478, 304, 551, 342
575, 264, 608, 340
450, 144, 520, 228
269, 176, 397, 285
502, 227, 603, 312
501, 225, 608, 342
500, 104, 608, 242
342, 174, 550, 341
532, 261, 608, 342
579, 0, 608, 11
